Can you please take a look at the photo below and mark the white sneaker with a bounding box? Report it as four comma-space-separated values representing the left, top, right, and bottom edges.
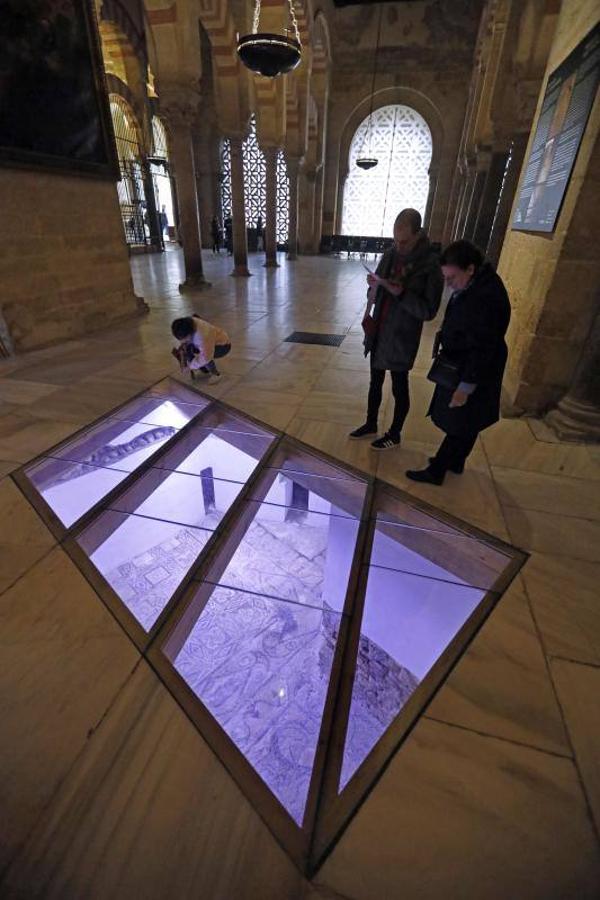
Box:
208, 373, 221, 385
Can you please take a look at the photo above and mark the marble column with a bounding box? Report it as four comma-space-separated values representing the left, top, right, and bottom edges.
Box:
486, 132, 529, 267
229, 137, 251, 277
545, 309, 600, 441
286, 158, 301, 260
472, 149, 510, 253
162, 94, 210, 291
264, 147, 279, 268
298, 167, 316, 255
312, 166, 325, 253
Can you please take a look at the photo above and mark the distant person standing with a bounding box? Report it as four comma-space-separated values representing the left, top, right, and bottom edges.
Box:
256, 214, 264, 252
349, 209, 444, 450
224, 215, 233, 255
211, 215, 221, 254
159, 205, 169, 239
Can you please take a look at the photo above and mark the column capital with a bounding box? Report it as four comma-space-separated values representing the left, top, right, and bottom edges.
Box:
159, 83, 201, 130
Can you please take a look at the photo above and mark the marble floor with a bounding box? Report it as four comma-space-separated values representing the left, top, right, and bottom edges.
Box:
0, 248, 599, 899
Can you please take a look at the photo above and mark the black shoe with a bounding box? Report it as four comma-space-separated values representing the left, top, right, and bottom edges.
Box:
428, 456, 464, 474
349, 423, 378, 440
371, 432, 401, 451
406, 467, 445, 485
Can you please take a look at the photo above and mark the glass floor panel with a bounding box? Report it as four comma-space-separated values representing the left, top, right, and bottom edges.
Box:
369, 519, 508, 589
202, 501, 361, 613
23, 458, 131, 527
250, 470, 366, 520
339, 565, 485, 789
77, 510, 213, 630
115, 395, 209, 429
268, 444, 367, 482
169, 583, 343, 825
154, 424, 274, 484
52, 416, 181, 471
108, 468, 245, 530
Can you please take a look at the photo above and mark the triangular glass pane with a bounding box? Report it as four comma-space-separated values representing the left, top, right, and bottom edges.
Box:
339, 566, 485, 790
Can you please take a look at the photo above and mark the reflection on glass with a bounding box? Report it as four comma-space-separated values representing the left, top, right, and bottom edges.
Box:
156, 425, 273, 484
268, 443, 366, 482
171, 584, 342, 824
24, 458, 130, 527
54, 417, 179, 471
340, 566, 484, 789
206, 501, 360, 612
109, 469, 244, 530
77, 510, 212, 630
116, 396, 207, 429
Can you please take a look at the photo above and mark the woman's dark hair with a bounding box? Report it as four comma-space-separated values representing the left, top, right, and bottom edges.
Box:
171, 317, 195, 340
440, 240, 483, 271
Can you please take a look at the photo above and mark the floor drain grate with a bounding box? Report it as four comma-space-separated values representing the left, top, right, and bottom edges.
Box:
284, 331, 346, 347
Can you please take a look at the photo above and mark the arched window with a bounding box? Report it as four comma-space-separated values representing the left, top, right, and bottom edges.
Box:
221, 116, 289, 243
109, 94, 147, 245
341, 105, 433, 237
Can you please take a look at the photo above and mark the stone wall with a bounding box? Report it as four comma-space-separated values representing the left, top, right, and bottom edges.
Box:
0, 168, 144, 353
498, 0, 600, 414
321, 0, 483, 244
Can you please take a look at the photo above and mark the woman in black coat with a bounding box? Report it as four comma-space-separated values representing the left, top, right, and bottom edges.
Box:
406, 240, 511, 485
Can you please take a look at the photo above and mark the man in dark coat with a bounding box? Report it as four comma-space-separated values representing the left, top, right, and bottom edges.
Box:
349, 209, 444, 449
406, 239, 511, 485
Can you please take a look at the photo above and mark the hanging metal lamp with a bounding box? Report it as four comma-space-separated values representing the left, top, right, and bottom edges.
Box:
356, 5, 383, 171
238, 0, 302, 78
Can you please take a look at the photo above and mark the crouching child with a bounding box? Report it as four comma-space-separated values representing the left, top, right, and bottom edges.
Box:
171, 315, 231, 384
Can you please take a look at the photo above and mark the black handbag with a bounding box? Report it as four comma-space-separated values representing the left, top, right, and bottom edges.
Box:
427, 353, 461, 390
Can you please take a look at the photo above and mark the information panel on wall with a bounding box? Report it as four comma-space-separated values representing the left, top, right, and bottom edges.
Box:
512, 22, 600, 234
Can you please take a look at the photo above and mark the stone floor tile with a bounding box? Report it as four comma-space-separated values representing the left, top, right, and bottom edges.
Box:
427, 579, 570, 755
0, 478, 56, 594
0, 550, 139, 873
318, 718, 600, 900
503, 505, 600, 561
0, 380, 59, 405
522, 552, 600, 666
1, 663, 305, 900
0, 413, 77, 463
493, 466, 600, 520
286, 417, 379, 477
550, 659, 600, 836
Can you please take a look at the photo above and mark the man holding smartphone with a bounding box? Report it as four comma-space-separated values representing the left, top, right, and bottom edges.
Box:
350, 208, 443, 449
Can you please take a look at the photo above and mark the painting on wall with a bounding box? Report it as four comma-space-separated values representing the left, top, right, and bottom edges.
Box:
512, 22, 600, 234
0, 0, 119, 178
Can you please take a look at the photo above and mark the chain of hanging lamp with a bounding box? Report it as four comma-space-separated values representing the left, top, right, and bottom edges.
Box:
357, 4, 383, 169
252, 0, 301, 45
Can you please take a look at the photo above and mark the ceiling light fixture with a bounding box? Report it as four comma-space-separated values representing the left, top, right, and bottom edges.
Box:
237, 0, 302, 78
356, 4, 384, 171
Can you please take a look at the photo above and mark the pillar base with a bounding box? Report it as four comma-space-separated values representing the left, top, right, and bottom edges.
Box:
178, 274, 212, 292
545, 396, 600, 443
230, 265, 252, 277
286, 252, 297, 261
263, 259, 280, 268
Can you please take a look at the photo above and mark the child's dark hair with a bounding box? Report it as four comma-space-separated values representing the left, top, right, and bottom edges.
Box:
440, 240, 484, 271
171, 317, 195, 340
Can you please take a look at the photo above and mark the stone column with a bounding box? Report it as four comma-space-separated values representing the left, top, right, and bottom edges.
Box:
545, 309, 600, 441
286, 157, 301, 260
264, 147, 279, 268
472, 149, 510, 253
228, 137, 251, 277
162, 92, 210, 291
486, 132, 529, 266
312, 166, 325, 253
298, 167, 316, 255
424, 167, 439, 233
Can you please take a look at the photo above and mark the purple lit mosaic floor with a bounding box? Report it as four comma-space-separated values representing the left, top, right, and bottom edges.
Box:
19, 378, 525, 863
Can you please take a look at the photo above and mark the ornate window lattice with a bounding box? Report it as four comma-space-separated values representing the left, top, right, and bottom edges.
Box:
341, 105, 433, 238
109, 95, 147, 245
221, 116, 289, 243
152, 116, 169, 160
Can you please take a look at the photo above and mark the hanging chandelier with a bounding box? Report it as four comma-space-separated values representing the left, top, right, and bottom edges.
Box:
237, 0, 302, 78
356, 4, 383, 171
